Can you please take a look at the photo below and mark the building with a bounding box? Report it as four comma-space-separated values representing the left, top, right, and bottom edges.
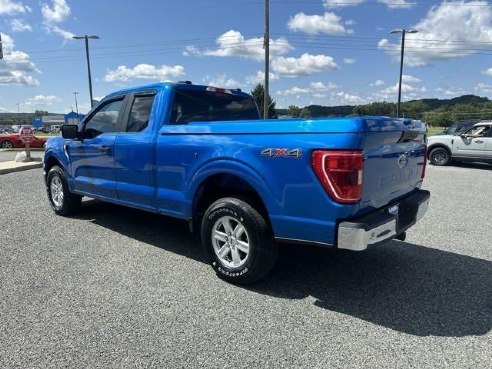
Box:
42, 115, 65, 132
37, 112, 85, 132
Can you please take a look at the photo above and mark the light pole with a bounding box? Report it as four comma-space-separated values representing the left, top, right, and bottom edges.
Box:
389, 28, 417, 118
264, 0, 270, 119
73, 92, 79, 115
73, 35, 99, 109
16, 103, 20, 125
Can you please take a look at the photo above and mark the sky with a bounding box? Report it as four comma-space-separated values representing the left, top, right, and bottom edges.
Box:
2, 0, 492, 113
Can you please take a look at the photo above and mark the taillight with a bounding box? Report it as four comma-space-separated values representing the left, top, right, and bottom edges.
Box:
311, 150, 364, 203
421, 145, 427, 179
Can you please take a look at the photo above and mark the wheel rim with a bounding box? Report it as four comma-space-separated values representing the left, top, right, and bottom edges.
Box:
433, 150, 448, 165
2, 141, 12, 148
211, 216, 250, 268
50, 175, 64, 208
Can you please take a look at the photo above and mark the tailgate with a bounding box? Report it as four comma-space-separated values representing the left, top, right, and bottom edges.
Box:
360, 118, 426, 211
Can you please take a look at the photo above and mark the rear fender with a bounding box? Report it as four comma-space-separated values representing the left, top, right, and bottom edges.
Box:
186, 159, 277, 216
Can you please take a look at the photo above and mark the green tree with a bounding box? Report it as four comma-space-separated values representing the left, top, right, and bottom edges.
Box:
251, 83, 278, 119
34, 110, 49, 117
300, 107, 311, 118
287, 105, 302, 118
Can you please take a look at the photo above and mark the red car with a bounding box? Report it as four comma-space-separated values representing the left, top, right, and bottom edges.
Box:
0, 133, 47, 149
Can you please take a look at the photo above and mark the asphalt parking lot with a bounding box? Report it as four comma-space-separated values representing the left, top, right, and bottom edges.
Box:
0, 165, 490, 368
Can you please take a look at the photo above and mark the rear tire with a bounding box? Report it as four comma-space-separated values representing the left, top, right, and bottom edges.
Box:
201, 197, 277, 284
429, 147, 450, 166
1, 140, 13, 149
47, 166, 82, 216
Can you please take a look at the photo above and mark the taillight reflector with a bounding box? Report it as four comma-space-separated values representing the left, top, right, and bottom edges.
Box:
421, 145, 427, 179
311, 150, 364, 203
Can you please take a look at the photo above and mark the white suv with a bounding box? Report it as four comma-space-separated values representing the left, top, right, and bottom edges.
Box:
427, 122, 492, 166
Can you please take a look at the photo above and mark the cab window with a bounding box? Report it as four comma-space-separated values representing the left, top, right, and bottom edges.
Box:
84, 98, 124, 139
465, 125, 490, 137
126, 94, 155, 132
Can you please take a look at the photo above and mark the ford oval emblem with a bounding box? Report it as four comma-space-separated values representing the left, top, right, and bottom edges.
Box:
397, 153, 409, 168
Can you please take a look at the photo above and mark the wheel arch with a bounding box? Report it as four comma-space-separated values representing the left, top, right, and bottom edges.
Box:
190, 167, 274, 233
428, 143, 452, 156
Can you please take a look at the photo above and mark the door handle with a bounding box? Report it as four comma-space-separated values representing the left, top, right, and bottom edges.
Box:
98, 145, 111, 154
475, 140, 484, 144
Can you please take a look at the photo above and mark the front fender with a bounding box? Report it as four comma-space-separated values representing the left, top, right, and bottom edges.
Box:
43, 138, 72, 186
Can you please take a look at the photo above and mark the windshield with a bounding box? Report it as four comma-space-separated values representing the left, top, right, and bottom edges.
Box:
170, 89, 260, 124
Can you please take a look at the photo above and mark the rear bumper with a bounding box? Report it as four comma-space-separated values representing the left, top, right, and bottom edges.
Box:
337, 189, 430, 251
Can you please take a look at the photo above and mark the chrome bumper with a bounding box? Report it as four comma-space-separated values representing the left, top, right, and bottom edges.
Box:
337, 190, 430, 251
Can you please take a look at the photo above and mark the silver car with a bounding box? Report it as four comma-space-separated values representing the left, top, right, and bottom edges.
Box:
427, 122, 492, 165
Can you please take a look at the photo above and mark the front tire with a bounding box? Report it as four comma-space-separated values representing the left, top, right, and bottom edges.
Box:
47, 166, 82, 215
201, 197, 277, 284
429, 147, 450, 166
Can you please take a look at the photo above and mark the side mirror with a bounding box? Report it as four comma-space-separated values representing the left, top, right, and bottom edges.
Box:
61, 124, 79, 139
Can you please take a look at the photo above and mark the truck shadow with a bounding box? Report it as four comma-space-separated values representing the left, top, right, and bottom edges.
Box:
74, 199, 206, 263
75, 199, 491, 338
449, 162, 492, 171
252, 242, 491, 337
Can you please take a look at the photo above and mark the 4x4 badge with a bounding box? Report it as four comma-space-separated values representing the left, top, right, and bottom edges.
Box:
261, 148, 302, 159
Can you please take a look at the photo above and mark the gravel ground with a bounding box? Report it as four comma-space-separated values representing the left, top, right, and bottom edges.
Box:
0, 164, 490, 368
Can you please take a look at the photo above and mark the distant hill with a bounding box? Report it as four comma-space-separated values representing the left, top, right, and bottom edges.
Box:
410, 95, 489, 110
277, 94, 491, 118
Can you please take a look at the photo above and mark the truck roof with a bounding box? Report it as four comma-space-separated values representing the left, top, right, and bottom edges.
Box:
104, 81, 250, 100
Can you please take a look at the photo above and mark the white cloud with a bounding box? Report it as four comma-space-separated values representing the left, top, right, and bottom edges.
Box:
324, 0, 414, 9
310, 81, 338, 90
277, 81, 337, 96
0, 0, 30, 15
343, 58, 356, 64
323, 0, 364, 9
272, 53, 338, 77
186, 30, 292, 61
41, 0, 70, 22
182, 45, 200, 57
277, 87, 311, 96
203, 74, 241, 89
434, 86, 465, 96
370, 80, 385, 87
245, 70, 279, 85
379, 1, 492, 66
0, 33, 40, 86
474, 83, 492, 94
402, 74, 421, 83
104, 64, 185, 83
374, 82, 427, 100
24, 95, 61, 106
482, 68, 492, 76
41, 0, 74, 40
377, 0, 415, 9
10, 18, 31, 32
288, 12, 353, 35
334, 92, 363, 104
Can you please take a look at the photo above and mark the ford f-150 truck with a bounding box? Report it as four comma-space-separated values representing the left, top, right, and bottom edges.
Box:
43, 81, 429, 284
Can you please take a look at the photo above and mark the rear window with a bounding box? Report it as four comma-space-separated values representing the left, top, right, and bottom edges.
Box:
170, 89, 259, 124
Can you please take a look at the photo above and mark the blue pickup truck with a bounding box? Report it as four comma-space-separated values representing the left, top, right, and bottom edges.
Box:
44, 81, 429, 284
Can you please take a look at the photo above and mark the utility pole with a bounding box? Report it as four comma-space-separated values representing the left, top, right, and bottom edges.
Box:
73, 35, 99, 109
73, 92, 79, 115
263, 0, 270, 120
389, 28, 418, 118
16, 104, 20, 125
0, 33, 3, 60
